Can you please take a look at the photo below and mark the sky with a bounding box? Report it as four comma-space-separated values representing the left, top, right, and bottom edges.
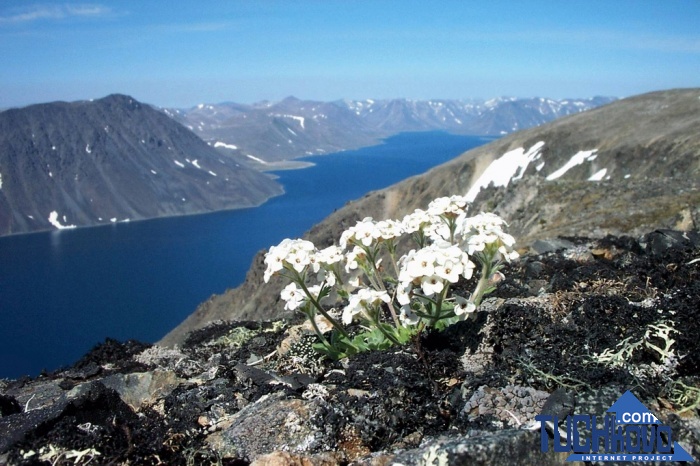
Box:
0, 1, 699, 109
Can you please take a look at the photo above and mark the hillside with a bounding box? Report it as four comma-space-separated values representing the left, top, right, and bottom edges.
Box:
165, 96, 614, 167
161, 88, 700, 346
0, 95, 283, 236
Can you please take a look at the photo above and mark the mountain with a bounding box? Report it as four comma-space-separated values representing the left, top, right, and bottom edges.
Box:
161, 88, 700, 346
0, 94, 283, 236
164, 96, 614, 167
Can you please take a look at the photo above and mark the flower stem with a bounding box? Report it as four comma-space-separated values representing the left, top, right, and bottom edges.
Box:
369, 259, 401, 328
470, 259, 493, 307
304, 308, 333, 349
296, 277, 353, 342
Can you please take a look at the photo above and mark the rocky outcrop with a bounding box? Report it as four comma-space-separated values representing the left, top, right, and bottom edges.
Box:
162, 88, 700, 346
1, 229, 698, 465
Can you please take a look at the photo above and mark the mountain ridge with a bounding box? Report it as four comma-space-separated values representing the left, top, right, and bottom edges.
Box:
160, 88, 700, 347
164, 95, 615, 167
0, 94, 283, 236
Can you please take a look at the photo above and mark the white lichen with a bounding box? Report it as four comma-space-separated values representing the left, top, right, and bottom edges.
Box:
591, 320, 678, 369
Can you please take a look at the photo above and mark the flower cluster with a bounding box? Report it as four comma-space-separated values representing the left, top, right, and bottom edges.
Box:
263, 195, 519, 358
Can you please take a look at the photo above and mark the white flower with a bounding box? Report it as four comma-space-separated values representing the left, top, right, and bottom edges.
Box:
461, 213, 519, 262
396, 282, 412, 305
454, 295, 476, 316
345, 246, 365, 273
342, 288, 390, 324
375, 219, 404, 240
316, 245, 344, 265
263, 238, 318, 281
427, 195, 468, 217
420, 275, 444, 296
280, 283, 305, 311
401, 209, 431, 234
340, 217, 380, 249
403, 248, 436, 279
434, 259, 462, 283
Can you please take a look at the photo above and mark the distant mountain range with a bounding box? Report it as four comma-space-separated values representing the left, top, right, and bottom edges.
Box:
162, 88, 700, 346
0, 93, 614, 236
0, 95, 283, 236
164, 96, 615, 166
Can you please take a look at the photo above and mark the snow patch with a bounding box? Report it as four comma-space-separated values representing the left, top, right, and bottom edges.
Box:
276, 114, 305, 128
0, 173, 2, 189
214, 141, 238, 150
191, 159, 201, 169
48, 211, 76, 230
287, 127, 297, 136
151, 170, 157, 175
588, 168, 607, 181
546, 149, 598, 180
246, 154, 268, 164
174, 160, 185, 168
466, 141, 545, 202
85, 144, 91, 154
208, 170, 217, 176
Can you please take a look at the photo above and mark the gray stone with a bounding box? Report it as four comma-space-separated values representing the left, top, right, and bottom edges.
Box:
207, 392, 328, 462
100, 370, 183, 411
530, 238, 575, 255
388, 430, 569, 466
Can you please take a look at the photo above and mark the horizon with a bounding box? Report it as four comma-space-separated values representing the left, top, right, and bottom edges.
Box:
2, 92, 624, 112
1, 1, 698, 109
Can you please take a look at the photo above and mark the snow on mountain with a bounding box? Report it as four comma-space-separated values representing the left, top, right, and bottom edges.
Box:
163, 96, 615, 164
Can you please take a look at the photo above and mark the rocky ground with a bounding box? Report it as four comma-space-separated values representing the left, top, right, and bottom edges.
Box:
1, 229, 699, 465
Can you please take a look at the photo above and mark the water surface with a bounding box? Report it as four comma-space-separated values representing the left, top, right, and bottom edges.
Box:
0, 132, 494, 378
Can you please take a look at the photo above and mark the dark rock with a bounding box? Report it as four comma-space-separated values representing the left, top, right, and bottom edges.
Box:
0, 394, 20, 417
0, 381, 135, 454
642, 229, 700, 257
539, 387, 575, 418
67, 337, 151, 375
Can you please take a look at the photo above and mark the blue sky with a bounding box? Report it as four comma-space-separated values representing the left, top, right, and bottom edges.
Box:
1, 1, 698, 108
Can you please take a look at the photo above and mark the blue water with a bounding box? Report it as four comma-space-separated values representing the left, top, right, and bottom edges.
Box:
0, 132, 493, 378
